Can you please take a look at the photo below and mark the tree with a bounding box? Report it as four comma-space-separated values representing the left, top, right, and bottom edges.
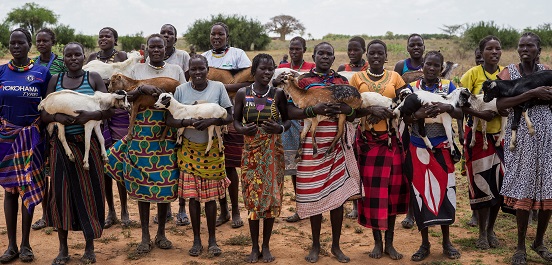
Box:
440, 24, 463, 37
5, 2, 58, 36
119, 32, 145, 51
185, 14, 270, 51
52, 24, 76, 45
265, 15, 305, 41
0, 22, 10, 48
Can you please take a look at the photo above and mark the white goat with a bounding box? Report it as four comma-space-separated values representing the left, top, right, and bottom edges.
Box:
457, 87, 507, 150
154, 93, 227, 153
83, 51, 143, 79
359, 92, 398, 148
38, 90, 130, 170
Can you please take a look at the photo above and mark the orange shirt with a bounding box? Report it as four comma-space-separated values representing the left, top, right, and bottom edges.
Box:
350, 70, 405, 131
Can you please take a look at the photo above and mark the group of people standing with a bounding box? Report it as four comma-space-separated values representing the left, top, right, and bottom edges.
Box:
0, 20, 551, 265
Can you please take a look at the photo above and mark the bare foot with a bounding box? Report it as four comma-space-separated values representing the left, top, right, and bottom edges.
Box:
369, 240, 383, 259
104, 211, 117, 229
231, 213, 244, 228
384, 244, 403, 260
246, 247, 261, 263
305, 245, 320, 263
467, 211, 478, 227
261, 246, 275, 262
331, 245, 350, 263
215, 212, 230, 227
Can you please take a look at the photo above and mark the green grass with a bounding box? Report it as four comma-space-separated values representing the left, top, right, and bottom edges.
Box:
96, 234, 119, 244
225, 233, 251, 246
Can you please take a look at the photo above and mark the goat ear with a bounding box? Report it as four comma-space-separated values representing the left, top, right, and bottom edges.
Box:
490, 82, 496, 89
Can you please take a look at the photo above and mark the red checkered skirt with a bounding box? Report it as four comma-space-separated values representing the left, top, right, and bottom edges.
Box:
179, 172, 229, 203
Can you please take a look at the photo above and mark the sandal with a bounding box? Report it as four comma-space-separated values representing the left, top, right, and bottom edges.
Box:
154, 236, 173, 249
411, 244, 430, 262
31, 219, 47, 230
231, 217, 244, 229
136, 241, 153, 254
188, 245, 203, 257
175, 212, 190, 226
215, 214, 230, 227
488, 232, 500, 248
51, 256, 70, 265
208, 244, 222, 257
286, 213, 301, 223
19, 246, 34, 263
511, 249, 527, 265
475, 237, 490, 250
0, 248, 19, 264
81, 252, 96, 264
531, 243, 552, 262
442, 244, 461, 259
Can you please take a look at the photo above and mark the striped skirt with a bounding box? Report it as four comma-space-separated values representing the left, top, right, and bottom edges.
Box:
296, 120, 360, 219
45, 133, 105, 240
223, 123, 244, 168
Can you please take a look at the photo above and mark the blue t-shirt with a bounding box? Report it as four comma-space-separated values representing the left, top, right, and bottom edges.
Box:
0, 64, 51, 126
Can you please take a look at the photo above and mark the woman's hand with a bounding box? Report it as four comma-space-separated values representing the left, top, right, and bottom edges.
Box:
260, 119, 282, 134
474, 110, 497, 122
312, 103, 344, 117
139, 84, 164, 96
530, 86, 552, 100
240, 122, 258, 136
192, 118, 218, 131
54, 113, 76, 125
367, 106, 393, 123
73, 110, 100, 124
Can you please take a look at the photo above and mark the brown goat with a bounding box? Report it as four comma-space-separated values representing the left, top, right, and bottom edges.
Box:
108, 73, 179, 141
206, 67, 254, 99
280, 73, 362, 156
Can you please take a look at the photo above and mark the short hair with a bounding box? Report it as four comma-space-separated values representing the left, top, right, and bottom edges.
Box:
212, 22, 230, 37
100, 27, 119, 46
366, 39, 387, 54
423, 50, 444, 66
349, 36, 366, 51
290, 36, 307, 52
162, 24, 177, 37
189, 54, 209, 68
407, 33, 424, 45
313, 41, 334, 55
478, 35, 501, 52
520, 32, 541, 49
146, 33, 167, 46
63, 42, 85, 54
251, 53, 275, 76
10, 28, 32, 47
37, 28, 56, 44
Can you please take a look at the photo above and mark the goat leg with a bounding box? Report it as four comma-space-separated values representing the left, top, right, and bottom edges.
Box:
509, 107, 522, 150
443, 116, 456, 158
496, 117, 507, 147
56, 123, 75, 162
47, 123, 55, 136
523, 111, 535, 136
125, 103, 140, 141
311, 117, 321, 156
205, 125, 214, 153
482, 120, 489, 150
386, 118, 392, 150
297, 119, 311, 159
418, 120, 434, 151
93, 121, 109, 163
326, 114, 345, 156
160, 127, 169, 141
82, 122, 93, 170
509, 129, 517, 151
215, 126, 223, 150
469, 117, 478, 148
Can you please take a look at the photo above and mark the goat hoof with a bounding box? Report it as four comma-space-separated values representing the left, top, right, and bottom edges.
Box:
509, 145, 515, 151
83, 164, 90, 171
103, 156, 109, 163
483, 145, 488, 150
68, 154, 75, 162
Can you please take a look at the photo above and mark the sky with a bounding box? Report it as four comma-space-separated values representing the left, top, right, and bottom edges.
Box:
1, 0, 550, 39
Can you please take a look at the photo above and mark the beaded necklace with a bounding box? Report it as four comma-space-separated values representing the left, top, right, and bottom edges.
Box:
367, 68, 385, 78
211, 46, 229, 58
148, 61, 166, 70
360, 70, 390, 94
405, 58, 422, 71
291, 60, 304, 70
312, 69, 336, 84
96, 49, 117, 63
349, 59, 366, 68
251, 84, 271, 98
8, 59, 34, 72
420, 79, 443, 93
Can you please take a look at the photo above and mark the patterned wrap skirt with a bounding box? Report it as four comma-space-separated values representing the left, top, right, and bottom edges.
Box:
405, 142, 456, 230
241, 130, 285, 220
463, 126, 505, 210
296, 120, 361, 219
356, 131, 409, 230
106, 108, 179, 203
45, 133, 105, 240
223, 122, 243, 168
282, 120, 301, 175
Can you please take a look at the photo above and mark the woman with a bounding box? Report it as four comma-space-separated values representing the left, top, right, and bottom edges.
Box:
165, 54, 232, 257
337, 36, 369, 72
460, 35, 505, 250
105, 34, 186, 254
273, 36, 315, 223
30, 27, 67, 231
403, 51, 462, 262
350, 39, 409, 260
0, 28, 50, 264
152, 23, 191, 226
496, 32, 552, 265
87, 26, 130, 229
234, 54, 290, 263
201, 22, 252, 229
42, 42, 114, 265
288, 42, 360, 263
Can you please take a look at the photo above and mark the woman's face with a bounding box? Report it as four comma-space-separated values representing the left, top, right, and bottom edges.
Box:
147, 37, 166, 63
482, 39, 502, 66
189, 58, 208, 87
160, 25, 176, 48
254, 58, 275, 86
288, 40, 305, 63
347, 41, 364, 63
366, 43, 387, 69
312, 44, 335, 71
36, 32, 54, 54
98, 29, 115, 50
474, 50, 484, 65
9, 31, 30, 60
63, 44, 85, 72
422, 54, 443, 81
407, 36, 425, 59
517, 36, 540, 63
210, 25, 227, 50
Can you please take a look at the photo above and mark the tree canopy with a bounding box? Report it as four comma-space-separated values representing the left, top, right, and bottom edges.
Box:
185, 14, 270, 51
5, 2, 58, 36
265, 15, 305, 41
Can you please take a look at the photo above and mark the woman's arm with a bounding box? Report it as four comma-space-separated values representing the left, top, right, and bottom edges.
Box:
225, 82, 252, 93
461, 107, 496, 122
496, 86, 552, 111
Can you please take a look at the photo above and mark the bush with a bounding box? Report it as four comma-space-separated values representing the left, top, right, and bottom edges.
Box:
322, 33, 351, 41
525, 23, 552, 47
52, 24, 75, 45
73, 34, 96, 50
184, 14, 270, 51
462, 21, 519, 49
0, 22, 10, 48
119, 32, 144, 51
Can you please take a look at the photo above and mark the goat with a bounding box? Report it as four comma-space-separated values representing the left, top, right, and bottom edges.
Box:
108, 73, 179, 141
359, 92, 399, 149
482, 70, 552, 150
280, 73, 362, 156
394, 89, 462, 159
457, 87, 507, 150
38, 90, 130, 170
400, 61, 459, 84
154, 93, 227, 153
83, 51, 143, 79
206, 67, 254, 99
